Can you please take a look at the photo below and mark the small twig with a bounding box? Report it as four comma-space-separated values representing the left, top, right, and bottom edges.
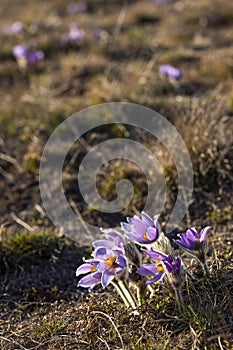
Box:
113, 2, 128, 36
91, 310, 124, 349
34, 204, 47, 217
10, 212, 37, 233
0, 166, 14, 181
218, 335, 224, 350
0, 335, 28, 350
97, 335, 111, 350
0, 152, 23, 173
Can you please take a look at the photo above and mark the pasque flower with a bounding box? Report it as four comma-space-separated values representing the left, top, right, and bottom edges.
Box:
61, 23, 85, 44
159, 64, 182, 80
12, 44, 44, 66
174, 226, 211, 262
76, 246, 127, 290
121, 211, 159, 245
67, 2, 87, 14
137, 249, 185, 289
137, 250, 167, 285
93, 228, 124, 250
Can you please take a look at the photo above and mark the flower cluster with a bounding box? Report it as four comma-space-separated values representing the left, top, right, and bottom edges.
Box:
76, 211, 211, 312
12, 44, 44, 68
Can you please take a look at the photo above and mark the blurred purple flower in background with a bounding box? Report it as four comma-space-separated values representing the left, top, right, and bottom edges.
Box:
151, 0, 170, 4
12, 44, 29, 59
94, 28, 109, 41
159, 64, 182, 80
2, 21, 24, 35
67, 2, 87, 14
62, 23, 85, 44
12, 44, 44, 66
121, 211, 159, 245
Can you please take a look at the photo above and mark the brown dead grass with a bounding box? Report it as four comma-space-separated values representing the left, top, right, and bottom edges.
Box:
0, 0, 233, 348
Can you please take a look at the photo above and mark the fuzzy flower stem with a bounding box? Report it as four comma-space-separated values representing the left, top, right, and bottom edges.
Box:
111, 279, 139, 315
200, 260, 210, 277
174, 289, 183, 312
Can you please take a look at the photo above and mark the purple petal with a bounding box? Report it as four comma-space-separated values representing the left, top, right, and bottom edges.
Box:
187, 228, 199, 239
146, 227, 159, 241
124, 231, 140, 242
141, 211, 154, 227
76, 263, 94, 276
174, 257, 181, 273
133, 216, 148, 234
92, 240, 114, 249
78, 272, 101, 288
137, 264, 158, 276
101, 270, 115, 288
27, 51, 44, 64
200, 226, 211, 242
159, 64, 182, 79
145, 273, 165, 285
121, 222, 133, 233
12, 45, 28, 58
92, 247, 107, 258
116, 255, 127, 268
100, 228, 124, 246
142, 249, 167, 261
153, 214, 160, 227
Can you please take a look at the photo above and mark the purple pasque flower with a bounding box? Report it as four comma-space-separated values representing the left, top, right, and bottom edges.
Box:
12, 44, 29, 58
67, 2, 87, 14
12, 44, 44, 65
137, 249, 184, 290
62, 23, 85, 44
27, 50, 44, 64
162, 255, 185, 291
3, 21, 24, 35
159, 64, 182, 80
174, 226, 211, 262
137, 249, 167, 285
93, 228, 124, 250
121, 211, 159, 245
76, 258, 101, 290
76, 245, 127, 290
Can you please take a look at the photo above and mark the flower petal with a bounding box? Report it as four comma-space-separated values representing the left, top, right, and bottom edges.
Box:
142, 249, 167, 261
101, 270, 115, 288
92, 240, 114, 249
78, 272, 101, 288
137, 264, 158, 276
76, 263, 94, 276
145, 273, 165, 285
200, 226, 211, 242
146, 227, 159, 241
141, 211, 154, 227
133, 217, 148, 235
116, 255, 127, 268
186, 228, 198, 239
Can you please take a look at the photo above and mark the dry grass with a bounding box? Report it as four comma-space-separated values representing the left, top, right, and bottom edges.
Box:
0, 0, 233, 348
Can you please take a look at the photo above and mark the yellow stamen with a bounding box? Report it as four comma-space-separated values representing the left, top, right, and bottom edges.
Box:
105, 255, 119, 268
195, 237, 200, 242
143, 232, 150, 241
90, 265, 97, 272
156, 260, 164, 272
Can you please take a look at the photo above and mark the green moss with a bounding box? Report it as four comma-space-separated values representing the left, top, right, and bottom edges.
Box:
0, 231, 61, 273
